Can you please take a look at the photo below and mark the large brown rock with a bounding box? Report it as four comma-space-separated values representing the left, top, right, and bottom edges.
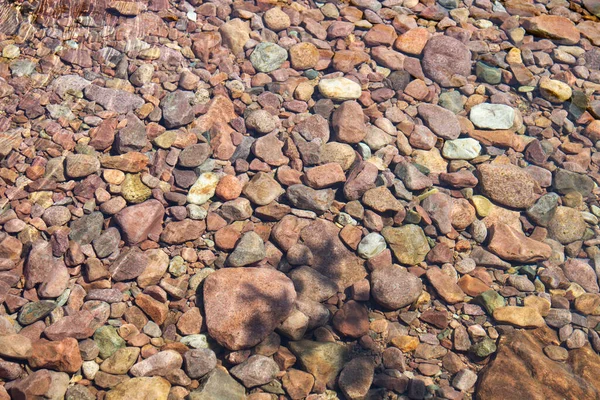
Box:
487, 223, 552, 263
422, 35, 472, 87
114, 200, 165, 245
299, 219, 367, 290
477, 327, 600, 400
203, 268, 296, 350
477, 163, 539, 209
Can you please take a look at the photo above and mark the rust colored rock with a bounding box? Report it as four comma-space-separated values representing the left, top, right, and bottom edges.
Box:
114, 200, 165, 245
28, 338, 83, 373
487, 223, 552, 263
477, 328, 600, 400
203, 267, 296, 350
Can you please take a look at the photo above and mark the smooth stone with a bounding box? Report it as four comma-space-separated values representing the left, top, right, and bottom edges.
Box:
469, 103, 516, 130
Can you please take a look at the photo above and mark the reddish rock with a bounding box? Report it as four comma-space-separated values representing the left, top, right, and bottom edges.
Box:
487, 223, 552, 263
332, 101, 366, 144
332, 300, 369, 338
28, 338, 83, 373
203, 268, 296, 350
114, 200, 165, 245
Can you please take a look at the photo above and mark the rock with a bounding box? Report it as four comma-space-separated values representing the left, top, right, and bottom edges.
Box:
100, 347, 140, 374
286, 184, 334, 214
188, 368, 246, 400
553, 169, 594, 197
562, 258, 599, 293
121, 174, 151, 204
0, 334, 32, 359
522, 15, 581, 45
84, 85, 144, 114
442, 138, 481, 159
381, 225, 430, 265
130, 350, 183, 377
357, 233, 387, 259
29, 337, 83, 373
304, 163, 346, 189
300, 219, 367, 290
478, 328, 600, 400
246, 110, 277, 134
250, 42, 288, 73
226, 232, 266, 267
242, 172, 284, 206
332, 101, 366, 143
477, 163, 538, 209
184, 349, 217, 379
288, 340, 350, 386
114, 200, 165, 245
469, 103, 516, 130
318, 78, 362, 101
371, 265, 423, 309
219, 19, 250, 54
539, 77, 572, 103
493, 306, 546, 328
426, 267, 466, 304
69, 212, 104, 245
109, 248, 148, 281
203, 267, 296, 350
94, 326, 126, 359
65, 154, 100, 178
289, 42, 320, 70
333, 300, 369, 338
422, 35, 472, 87
160, 219, 205, 244
362, 186, 402, 213
187, 173, 219, 205
230, 355, 279, 388
547, 206, 586, 244
178, 143, 211, 168
282, 369, 314, 400
452, 369, 478, 391
339, 357, 375, 400
418, 104, 461, 139
105, 377, 171, 400
487, 223, 552, 263
263, 7, 290, 31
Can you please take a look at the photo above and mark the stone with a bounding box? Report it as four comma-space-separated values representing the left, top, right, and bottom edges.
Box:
187, 173, 219, 205
493, 306, 546, 328
105, 377, 171, 400
100, 347, 140, 375
243, 172, 284, 206
418, 104, 461, 139
371, 265, 423, 309
562, 258, 599, 293
289, 43, 319, 70
250, 42, 288, 73
318, 78, 362, 101
332, 101, 366, 143
114, 200, 165, 245
487, 223, 552, 262
219, 19, 251, 54
245, 110, 277, 134
469, 103, 516, 130
521, 15, 581, 45
288, 340, 350, 386
29, 337, 83, 373
160, 219, 205, 244
230, 355, 280, 388
453, 369, 478, 391
547, 207, 586, 244
203, 267, 296, 350
422, 35, 472, 87
539, 77, 572, 103
130, 350, 183, 377
339, 357, 375, 400
178, 143, 211, 168
553, 169, 594, 197
477, 163, 538, 209
263, 7, 290, 31
286, 184, 334, 214
184, 349, 217, 379
0, 334, 32, 359
332, 300, 369, 338
442, 138, 481, 160
426, 267, 466, 304
188, 368, 246, 400
94, 326, 126, 359
304, 163, 346, 189
69, 212, 104, 245
65, 154, 100, 178
226, 231, 266, 267
478, 328, 600, 400
357, 233, 387, 259
84, 85, 144, 114
382, 225, 430, 265
282, 369, 314, 399
300, 219, 367, 290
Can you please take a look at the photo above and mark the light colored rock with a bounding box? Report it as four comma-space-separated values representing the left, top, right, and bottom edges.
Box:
318, 77, 362, 101
470, 103, 516, 130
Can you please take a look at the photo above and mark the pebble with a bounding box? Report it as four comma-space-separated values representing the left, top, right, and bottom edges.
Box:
318, 78, 362, 101
469, 103, 516, 130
